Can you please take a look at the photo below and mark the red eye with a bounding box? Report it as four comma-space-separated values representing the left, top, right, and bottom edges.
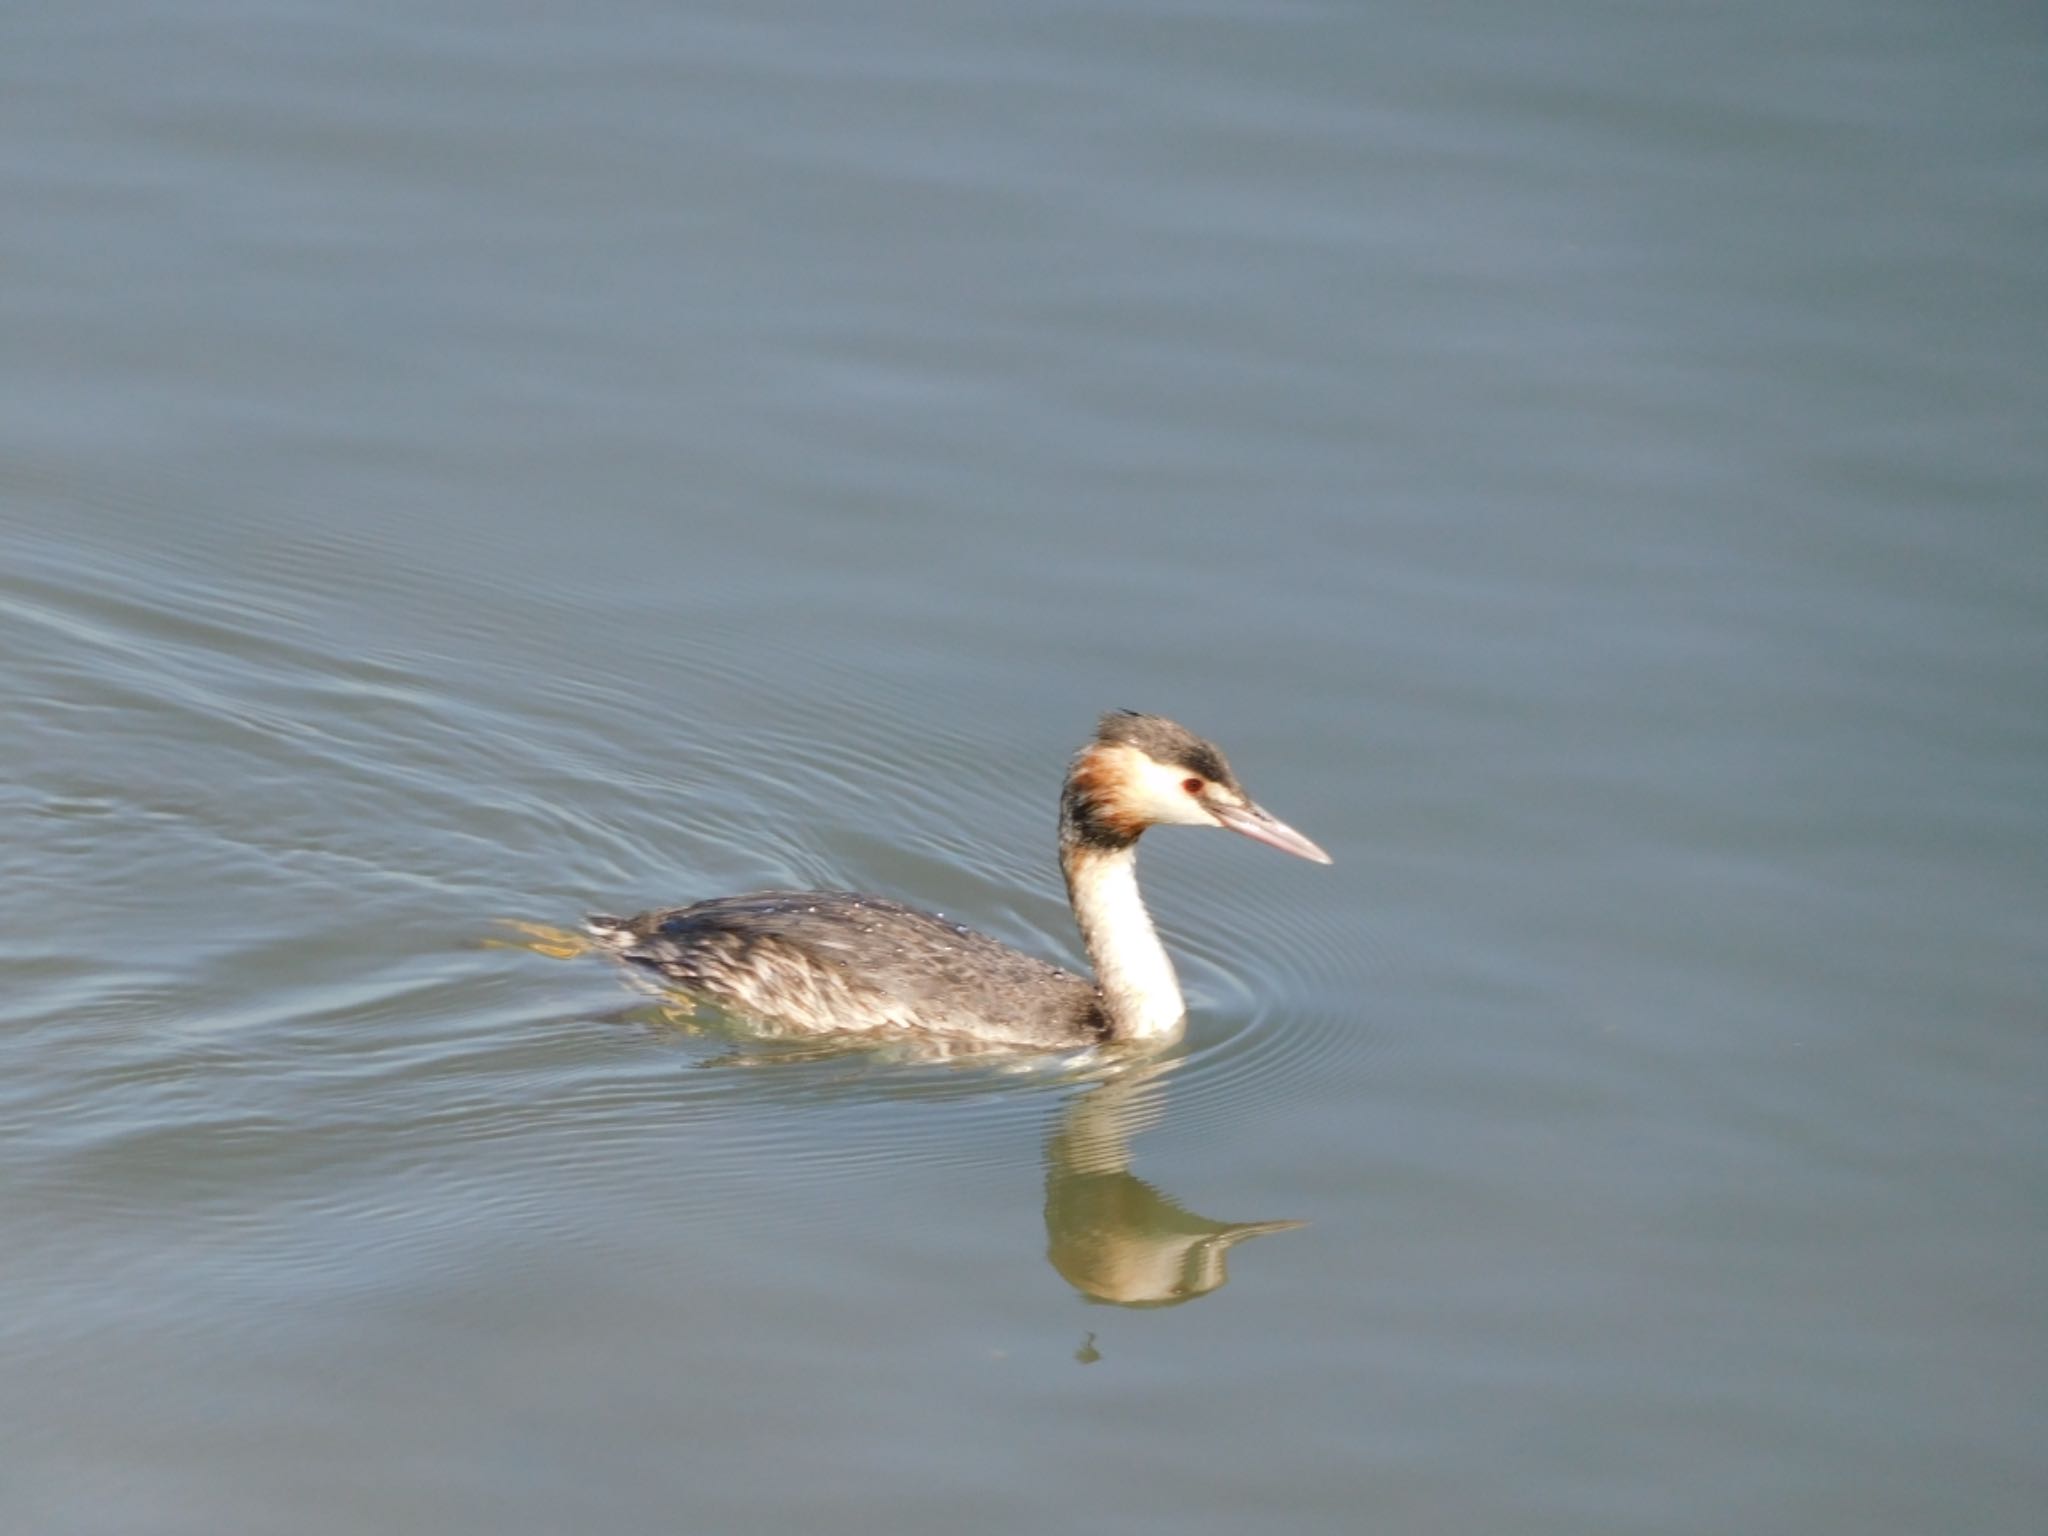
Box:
1183, 777, 1205, 795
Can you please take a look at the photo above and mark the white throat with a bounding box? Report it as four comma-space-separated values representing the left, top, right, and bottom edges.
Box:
1065, 844, 1186, 1043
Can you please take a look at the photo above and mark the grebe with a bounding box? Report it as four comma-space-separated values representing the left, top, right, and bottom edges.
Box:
586, 711, 1330, 1048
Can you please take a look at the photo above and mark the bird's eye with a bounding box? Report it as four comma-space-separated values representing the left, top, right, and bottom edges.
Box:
1182, 777, 1205, 795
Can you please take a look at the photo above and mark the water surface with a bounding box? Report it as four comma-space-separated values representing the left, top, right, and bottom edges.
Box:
2, 2, 2044, 1532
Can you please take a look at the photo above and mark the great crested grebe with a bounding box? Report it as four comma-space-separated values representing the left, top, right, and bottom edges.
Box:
586, 711, 1330, 1049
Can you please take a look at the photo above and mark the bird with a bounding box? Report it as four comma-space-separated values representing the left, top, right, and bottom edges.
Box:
586, 711, 1330, 1049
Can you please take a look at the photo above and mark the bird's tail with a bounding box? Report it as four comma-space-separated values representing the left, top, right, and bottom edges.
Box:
583, 913, 638, 948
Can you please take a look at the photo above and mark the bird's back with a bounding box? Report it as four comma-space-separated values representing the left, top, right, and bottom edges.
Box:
587, 890, 1105, 1048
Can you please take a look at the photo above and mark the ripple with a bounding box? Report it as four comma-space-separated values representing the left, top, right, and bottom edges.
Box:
2, 467, 1365, 1252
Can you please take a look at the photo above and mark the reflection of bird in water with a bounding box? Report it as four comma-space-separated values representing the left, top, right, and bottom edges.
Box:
1044, 1066, 1303, 1308
584, 712, 1328, 1049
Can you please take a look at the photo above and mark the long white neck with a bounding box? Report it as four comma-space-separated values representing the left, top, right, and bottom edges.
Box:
1063, 843, 1186, 1042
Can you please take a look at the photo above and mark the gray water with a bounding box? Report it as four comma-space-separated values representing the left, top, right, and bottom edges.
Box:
3, 2, 2044, 1532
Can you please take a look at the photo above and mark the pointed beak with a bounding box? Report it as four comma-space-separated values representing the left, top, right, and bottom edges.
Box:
1208, 798, 1333, 864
